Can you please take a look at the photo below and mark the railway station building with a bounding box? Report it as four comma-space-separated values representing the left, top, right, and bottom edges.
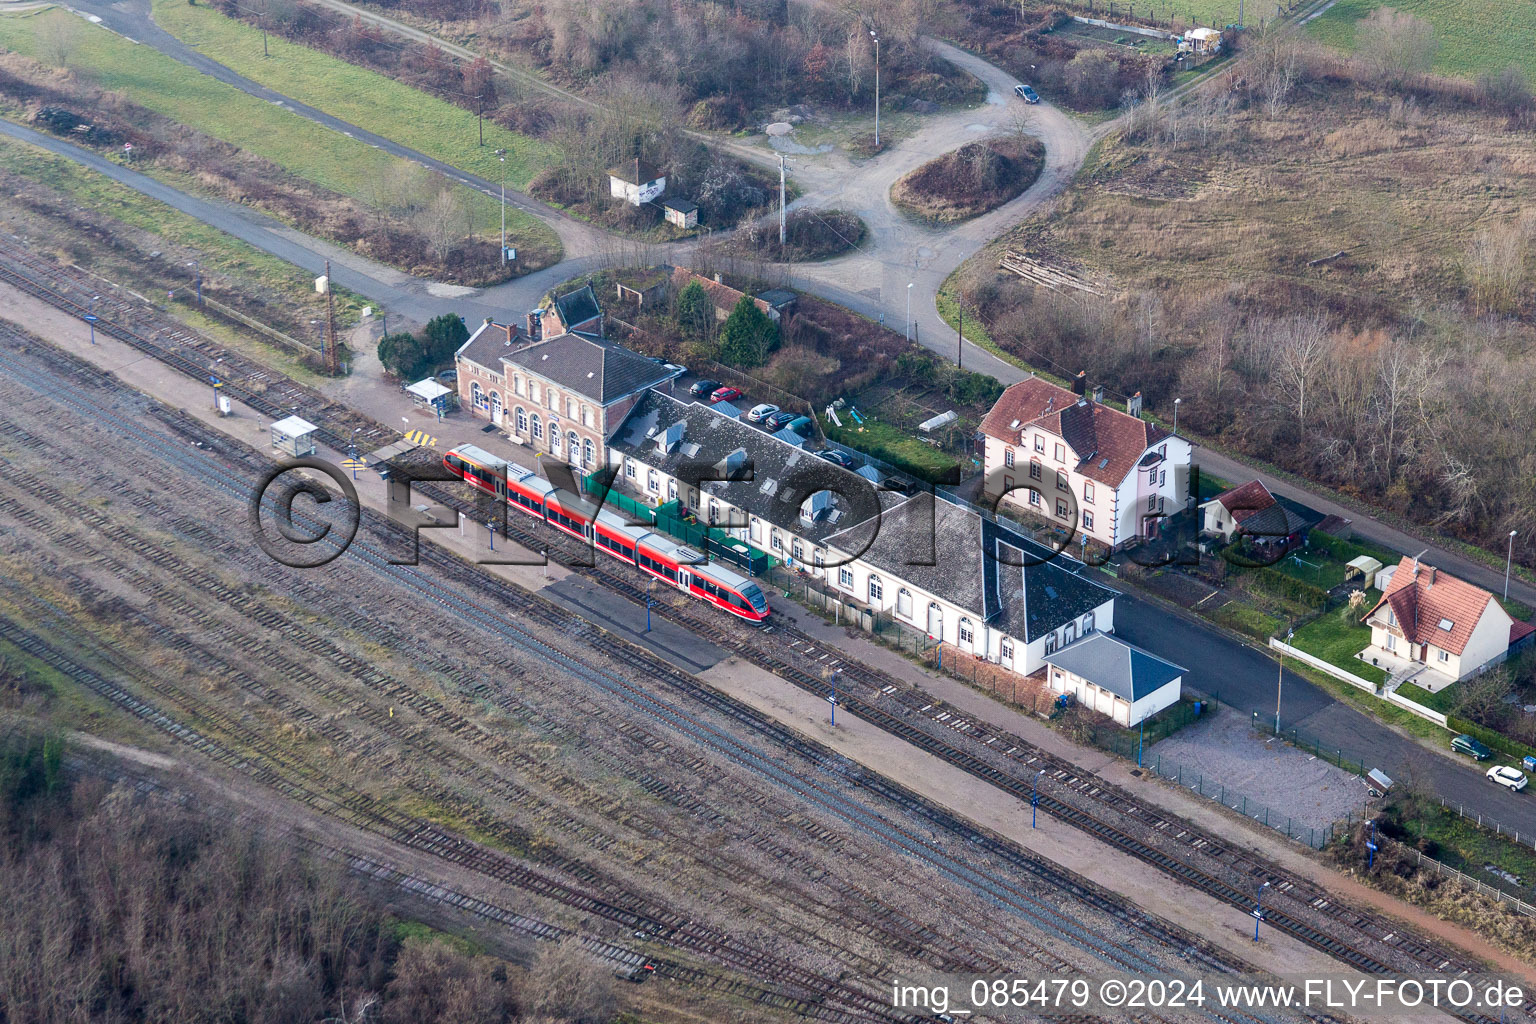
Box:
608, 391, 1119, 675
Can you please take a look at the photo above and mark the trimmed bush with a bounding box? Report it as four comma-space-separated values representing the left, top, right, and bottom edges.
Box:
1250, 567, 1329, 609
1448, 716, 1536, 763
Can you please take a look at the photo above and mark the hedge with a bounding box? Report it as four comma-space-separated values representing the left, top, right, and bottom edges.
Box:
1447, 716, 1536, 763
1249, 566, 1329, 609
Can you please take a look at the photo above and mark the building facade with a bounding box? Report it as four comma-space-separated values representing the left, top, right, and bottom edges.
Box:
980, 377, 1192, 551
1362, 557, 1526, 683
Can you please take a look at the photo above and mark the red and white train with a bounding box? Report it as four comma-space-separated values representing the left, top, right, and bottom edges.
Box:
444, 444, 770, 624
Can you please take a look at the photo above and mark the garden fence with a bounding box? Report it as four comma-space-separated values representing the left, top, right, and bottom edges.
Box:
1384, 835, 1536, 917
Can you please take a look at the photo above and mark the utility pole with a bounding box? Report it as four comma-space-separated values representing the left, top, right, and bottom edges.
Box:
778, 153, 788, 249
323, 259, 339, 376
869, 29, 880, 148
905, 282, 913, 342
956, 302, 963, 370
1275, 629, 1292, 733
496, 148, 508, 263
261, 0, 269, 57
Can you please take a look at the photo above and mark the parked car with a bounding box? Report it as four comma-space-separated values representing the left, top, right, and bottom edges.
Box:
1014, 84, 1040, 104
709, 386, 743, 403
1487, 765, 1528, 791
436, 369, 457, 384
763, 410, 798, 431
1452, 734, 1493, 761
689, 379, 721, 397
817, 448, 857, 469
787, 415, 815, 436
746, 403, 780, 423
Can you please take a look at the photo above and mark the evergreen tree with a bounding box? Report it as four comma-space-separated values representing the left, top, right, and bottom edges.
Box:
717, 295, 778, 368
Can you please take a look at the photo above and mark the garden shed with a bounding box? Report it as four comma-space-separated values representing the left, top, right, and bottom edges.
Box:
1345, 555, 1384, 590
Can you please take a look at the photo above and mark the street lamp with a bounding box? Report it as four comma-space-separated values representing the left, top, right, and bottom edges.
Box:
1253, 881, 1270, 942
495, 148, 508, 264
86, 294, 100, 345
1031, 768, 1045, 828
1276, 628, 1292, 734
187, 261, 202, 306
869, 29, 880, 148
905, 282, 913, 341
1507, 530, 1518, 602
1172, 397, 1181, 436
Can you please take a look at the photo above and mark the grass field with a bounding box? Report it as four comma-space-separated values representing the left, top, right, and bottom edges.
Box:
1305, 0, 1536, 81
0, 8, 557, 259
151, 0, 555, 189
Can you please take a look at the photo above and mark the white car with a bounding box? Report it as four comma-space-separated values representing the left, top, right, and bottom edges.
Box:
1487, 765, 1528, 792
746, 403, 780, 423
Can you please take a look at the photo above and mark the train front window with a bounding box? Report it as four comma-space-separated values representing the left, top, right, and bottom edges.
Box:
742, 584, 767, 611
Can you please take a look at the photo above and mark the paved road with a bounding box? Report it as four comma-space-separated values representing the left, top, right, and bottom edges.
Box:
1115, 590, 1536, 838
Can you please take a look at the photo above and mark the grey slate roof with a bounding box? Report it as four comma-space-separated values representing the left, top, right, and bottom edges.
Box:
457, 320, 517, 374
1044, 633, 1185, 702
502, 332, 673, 405
825, 493, 1118, 642
610, 391, 897, 544
553, 284, 601, 329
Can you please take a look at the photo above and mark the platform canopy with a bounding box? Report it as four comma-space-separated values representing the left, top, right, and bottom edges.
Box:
271, 414, 317, 438
405, 379, 452, 402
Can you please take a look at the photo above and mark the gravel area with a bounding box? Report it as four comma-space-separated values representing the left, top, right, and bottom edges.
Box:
1148, 705, 1369, 834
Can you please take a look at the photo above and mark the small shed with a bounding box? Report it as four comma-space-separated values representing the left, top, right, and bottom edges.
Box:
663, 198, 698, 229
1182, 27, 1222, 54
607, 157, 665, 207
1345, 555, 1385, 590
405, 378, 455, 413
271, 415, 318, 457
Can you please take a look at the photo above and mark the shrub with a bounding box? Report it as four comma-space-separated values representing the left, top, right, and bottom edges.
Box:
378, 330, 431, 380
1250, 567, 1329, 609
1448, 716, 1536, 763
717, 296, 778, 368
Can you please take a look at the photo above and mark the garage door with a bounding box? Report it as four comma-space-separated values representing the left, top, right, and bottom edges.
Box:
1094, 686, 1114, 717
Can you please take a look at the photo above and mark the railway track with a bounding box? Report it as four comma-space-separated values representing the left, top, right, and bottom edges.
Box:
0, 239, 1505, 1018
0, 329, 1300, 1024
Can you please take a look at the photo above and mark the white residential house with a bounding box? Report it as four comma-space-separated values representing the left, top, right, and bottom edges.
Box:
1361, 556, 1534, 683
980, 376, 1192, 551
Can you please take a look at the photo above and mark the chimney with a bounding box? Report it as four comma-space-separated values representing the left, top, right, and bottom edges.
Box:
1127, 391, 1143, 419
1072, 370, 1087, 396
634, 156, 642, 185
1092, 384, 1105, 405
526, 308, 543, 342
499, 322, 516, 347
1428, 566, 1436, 587
713, 272, 723, 285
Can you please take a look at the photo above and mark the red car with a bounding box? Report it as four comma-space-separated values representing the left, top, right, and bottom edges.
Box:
709, 386, 743, 403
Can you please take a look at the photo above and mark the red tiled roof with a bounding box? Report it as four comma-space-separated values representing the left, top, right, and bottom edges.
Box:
1212, 479, 1277, 521
979, 377, 1170, 486
1513, 620, 1536, 645
670, 267, 771, 318
1362, 557, 1502, 656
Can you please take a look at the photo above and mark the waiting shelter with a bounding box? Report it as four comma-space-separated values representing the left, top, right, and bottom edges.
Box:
271, 415, 318, 457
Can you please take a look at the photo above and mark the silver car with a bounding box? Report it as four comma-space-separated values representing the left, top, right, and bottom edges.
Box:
746, 403, 780, 423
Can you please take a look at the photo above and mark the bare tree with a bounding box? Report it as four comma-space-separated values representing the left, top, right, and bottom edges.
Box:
1453, 667, 1511, 727
37, 13, 84, 68
1259, 310, 1331, 433
522, 938, 617, 1024
416, 187, 469, 266
1355, 7, 1438, 86
1465, 217, 1532, 316
1247, 29, 1302, 116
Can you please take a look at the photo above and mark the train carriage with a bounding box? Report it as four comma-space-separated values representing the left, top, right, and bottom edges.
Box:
443, 444, 769, 624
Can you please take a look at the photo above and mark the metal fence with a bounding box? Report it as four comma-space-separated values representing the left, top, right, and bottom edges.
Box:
1385, 834, 1536, 917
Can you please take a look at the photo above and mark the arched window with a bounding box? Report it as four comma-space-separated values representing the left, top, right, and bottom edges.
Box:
513, 375, 524, 396
582, 405, 593, 427
548, 389, 559, 411
549, 428, 560, 454
1045, 632, 1059, 655
530, 413, 542, 441
567, 397, 578, 419
897, 588, 912, 619
471, 381, 484, 408
489, 391, 501, 422
567, 431, 579, 464
1000, 637, 1014, 668
927, 602, 943, 639
515, 407, 528, 434
868, 574, 883, 602
583, 438, 595, 468
1082, 611, 1095, 634
958, 617, 974, 648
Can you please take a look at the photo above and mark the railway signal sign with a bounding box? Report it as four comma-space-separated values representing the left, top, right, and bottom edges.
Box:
81, 313, 99, 323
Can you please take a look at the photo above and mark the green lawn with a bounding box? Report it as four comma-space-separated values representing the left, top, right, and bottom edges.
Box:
1290, 611, 1389, 684
1396, 680, 1458, 714
825, 419, 959, 483
0, 8, 556, 259
1305, 0, 1536, 81
151, 0, 555, 190
1387, 799, 1536, 890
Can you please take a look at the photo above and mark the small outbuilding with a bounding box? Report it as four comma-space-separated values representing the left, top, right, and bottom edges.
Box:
662, 199, 698, 229
1044, 633, 1185, 727
271, 415, 318, 457
1181, 26, 1222, 54
405, 378, 455, 414
607, 157, 665, 207
1345, 555, 1385, 590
